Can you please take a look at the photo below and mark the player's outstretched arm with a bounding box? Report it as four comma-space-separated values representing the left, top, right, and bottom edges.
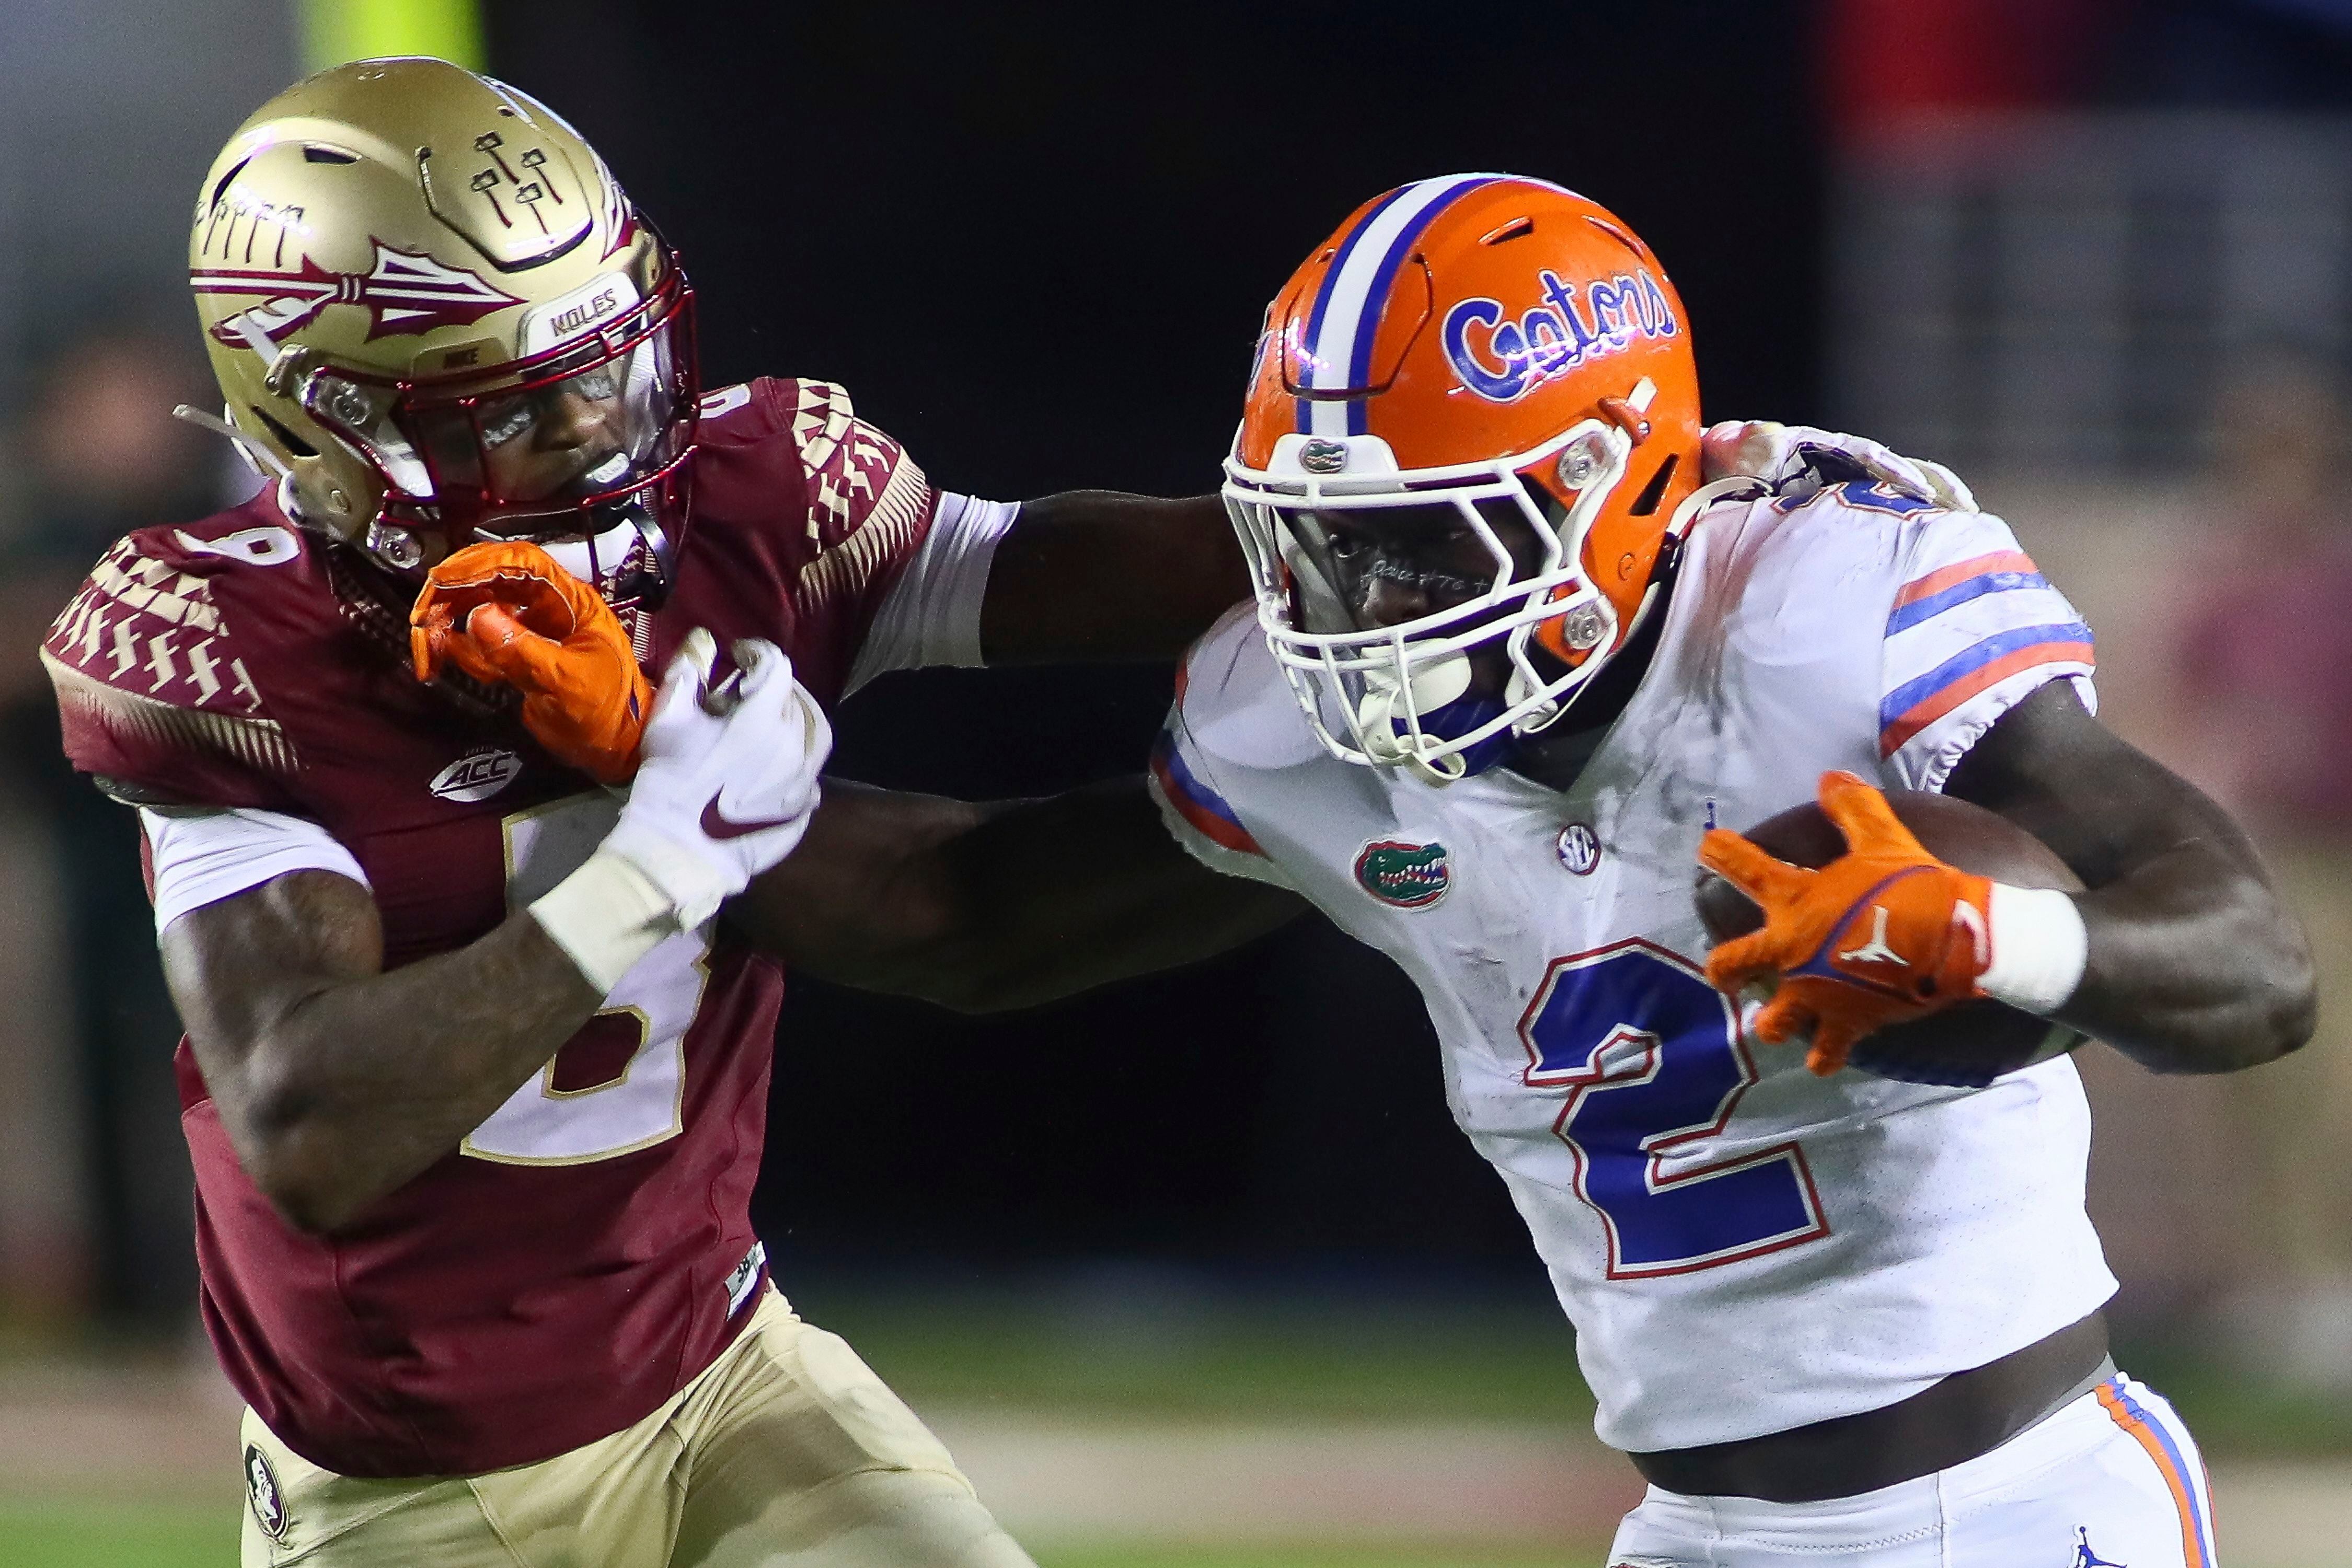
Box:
161, 635, 829, 1235
1944, 680, 2316, 1074
972, 423, 1954, 664
980, 493, 1245, 663
723, 777, 1302, 1011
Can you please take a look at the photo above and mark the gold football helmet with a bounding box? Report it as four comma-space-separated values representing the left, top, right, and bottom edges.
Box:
187, 56, 697, 592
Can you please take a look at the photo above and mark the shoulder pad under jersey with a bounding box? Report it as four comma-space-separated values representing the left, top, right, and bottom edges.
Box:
41, 511, 308, 808
1688, 480, 1919, 660
1173, 604, 1327, 775
704, 377, 936, 613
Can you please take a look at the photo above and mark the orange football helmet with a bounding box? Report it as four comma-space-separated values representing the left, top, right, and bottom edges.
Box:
1224, 174, 1726, 781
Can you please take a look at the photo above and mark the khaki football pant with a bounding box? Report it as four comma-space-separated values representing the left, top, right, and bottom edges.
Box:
237, 1289, 1036, 1567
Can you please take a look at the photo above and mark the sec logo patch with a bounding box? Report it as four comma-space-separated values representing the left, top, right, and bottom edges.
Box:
245, 1443, 290, 1542
1556, 823, 1601, 875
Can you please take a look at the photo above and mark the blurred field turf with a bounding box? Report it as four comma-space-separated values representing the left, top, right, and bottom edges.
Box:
801, 1291, 1597, 1423
6, 1297, 2348, 1566
2112, 1342, 2352, 1456
805, 1290, 2352, 1454
1033, 1550, 1596, 1567
0, 1503, 1593, 1568
4, 1501, 236, 1568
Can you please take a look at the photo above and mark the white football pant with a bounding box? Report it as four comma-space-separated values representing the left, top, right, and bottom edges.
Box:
1607, 1374, 2216, 1567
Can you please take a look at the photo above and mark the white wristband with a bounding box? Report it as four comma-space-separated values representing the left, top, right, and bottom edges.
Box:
529, 848, 682, 994
598, 818, 740, 932
1979, 883, 2089, 1015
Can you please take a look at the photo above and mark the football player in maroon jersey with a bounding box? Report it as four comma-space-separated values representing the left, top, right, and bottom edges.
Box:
45, 58, 1283, 1567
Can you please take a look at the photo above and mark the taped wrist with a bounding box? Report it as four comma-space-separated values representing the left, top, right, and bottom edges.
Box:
529, 849, 680, 994
599, 819, 738, 932
1978, 883, 2089, 1015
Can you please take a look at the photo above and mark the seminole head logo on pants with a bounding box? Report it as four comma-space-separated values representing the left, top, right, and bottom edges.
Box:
245, 1442, 290, 1542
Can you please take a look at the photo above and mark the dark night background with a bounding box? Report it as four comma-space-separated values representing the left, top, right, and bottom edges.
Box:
51, 0, 2346, 1320
19, 0, 2352, 1334
483, 0, 1831, 1290
459, 0, 2352, 1315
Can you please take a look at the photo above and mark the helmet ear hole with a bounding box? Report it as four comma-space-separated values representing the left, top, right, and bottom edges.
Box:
251, 406, 318, 459
1628, 453, 1679, 517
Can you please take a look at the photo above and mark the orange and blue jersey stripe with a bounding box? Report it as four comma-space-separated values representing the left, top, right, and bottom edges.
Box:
1149, 729, 1266, 857
1878, 538, 2097, 743
1878, 620, 2095, 758
2095, 1376, 2216, 1566
1884, 550, 2049, 635
1880, 546, 2096, 758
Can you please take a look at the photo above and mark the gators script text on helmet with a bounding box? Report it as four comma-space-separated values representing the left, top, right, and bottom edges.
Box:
189, 56, 697, 595
1223, 174, 1722, 782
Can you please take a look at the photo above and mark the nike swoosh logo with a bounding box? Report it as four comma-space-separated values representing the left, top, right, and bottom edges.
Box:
700, 793, 797, 840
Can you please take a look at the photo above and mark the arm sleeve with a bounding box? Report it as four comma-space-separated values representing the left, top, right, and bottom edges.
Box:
1878, 511, 2097, 792
141, 806, 368, 936
843, 491, 1019, 695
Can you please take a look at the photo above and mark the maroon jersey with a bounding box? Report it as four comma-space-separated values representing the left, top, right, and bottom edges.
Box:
43, 378, 937, 1478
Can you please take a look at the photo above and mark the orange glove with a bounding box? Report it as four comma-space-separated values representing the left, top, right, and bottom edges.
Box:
1698, 771, 1993, 1077
410, 541, 655, 785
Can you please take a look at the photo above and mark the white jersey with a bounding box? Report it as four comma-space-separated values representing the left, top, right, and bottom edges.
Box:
1152, 480, 2117, 1454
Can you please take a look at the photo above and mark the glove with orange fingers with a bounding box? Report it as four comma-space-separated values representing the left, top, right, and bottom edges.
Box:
410, 540, 655, 785
1698, 771, 1999, 1077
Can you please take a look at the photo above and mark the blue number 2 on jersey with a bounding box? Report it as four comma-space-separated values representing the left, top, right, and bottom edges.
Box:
1517, 939, 1828, 1279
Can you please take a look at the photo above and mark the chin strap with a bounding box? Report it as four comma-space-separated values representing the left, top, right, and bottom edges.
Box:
172, 403, 292, 482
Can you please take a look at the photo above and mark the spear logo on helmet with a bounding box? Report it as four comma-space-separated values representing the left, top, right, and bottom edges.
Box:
192, 241, 524, 355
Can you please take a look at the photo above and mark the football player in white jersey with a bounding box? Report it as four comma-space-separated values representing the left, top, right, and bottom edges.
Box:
432, 167, 2309, 1561
1119, 175, 2311, 1564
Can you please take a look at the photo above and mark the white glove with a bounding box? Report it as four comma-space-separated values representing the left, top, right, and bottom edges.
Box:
529, 629, 832, 991
1701, 420, 1977, 513
602, 630, 832, 928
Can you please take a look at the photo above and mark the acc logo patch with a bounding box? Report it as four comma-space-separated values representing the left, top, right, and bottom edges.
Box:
698, 383, 754, 419
726, 1239, 769, 1316
430, 746, 523, 804
1355, 839, 1450, 908
245, 1442, 291, 1542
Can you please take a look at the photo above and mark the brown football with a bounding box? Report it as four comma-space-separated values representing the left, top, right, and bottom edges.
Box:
1693, 790, 2088, 1086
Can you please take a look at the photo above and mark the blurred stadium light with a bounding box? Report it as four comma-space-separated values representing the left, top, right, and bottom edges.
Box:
294, 0, 485, 73
1817, 4, 2352, 1420
1833, 112, 2352, 473
4, 3, 2352, 1563
0, 1, 293, 412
